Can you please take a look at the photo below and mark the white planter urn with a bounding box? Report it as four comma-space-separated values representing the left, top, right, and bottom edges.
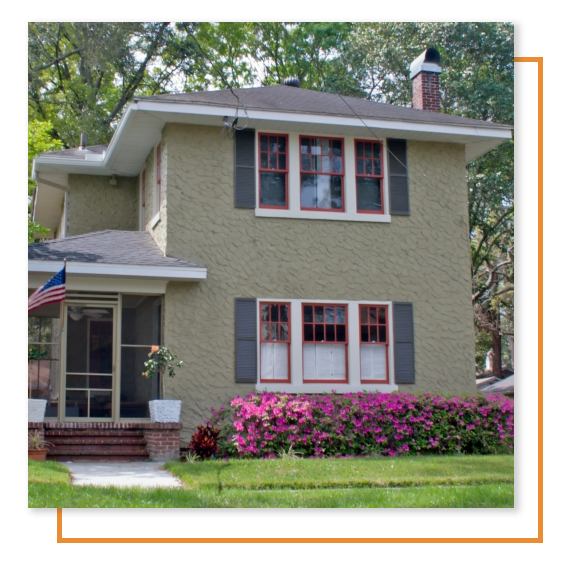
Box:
28, 399, 47, 422
149, 400, 182, 423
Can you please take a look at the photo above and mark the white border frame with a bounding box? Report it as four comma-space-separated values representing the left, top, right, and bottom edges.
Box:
254, 130, 392, 223
256, 298, 397, 393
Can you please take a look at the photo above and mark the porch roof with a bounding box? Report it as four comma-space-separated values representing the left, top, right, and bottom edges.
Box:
28, 230, 207, 282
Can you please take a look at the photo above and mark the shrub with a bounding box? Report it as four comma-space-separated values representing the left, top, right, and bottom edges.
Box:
189, 425, 220, 459
208, 392, 514, 459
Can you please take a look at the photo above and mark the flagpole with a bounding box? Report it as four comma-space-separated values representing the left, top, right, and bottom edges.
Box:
61, 259, 67, 335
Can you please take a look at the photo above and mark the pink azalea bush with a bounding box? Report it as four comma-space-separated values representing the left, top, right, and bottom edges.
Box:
207, 392, 514, 459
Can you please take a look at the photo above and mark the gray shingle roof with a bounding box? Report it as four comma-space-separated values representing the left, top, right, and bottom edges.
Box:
28, 230, 204, 268
41, 144, 108, 159
139, 85, 512, 130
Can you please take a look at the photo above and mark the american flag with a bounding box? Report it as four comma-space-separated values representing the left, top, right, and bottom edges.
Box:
28, 267, 66, 312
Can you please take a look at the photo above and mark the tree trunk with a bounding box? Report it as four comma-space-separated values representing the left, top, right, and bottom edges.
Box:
491, 309, 502, 377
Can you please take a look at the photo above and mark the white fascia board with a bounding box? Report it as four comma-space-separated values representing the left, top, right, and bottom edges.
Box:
135, 100, 512, 140
28, 260, 207, 281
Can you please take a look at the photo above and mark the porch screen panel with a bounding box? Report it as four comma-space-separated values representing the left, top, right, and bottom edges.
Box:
120, 295, 162, 418
28, 306, 61, 418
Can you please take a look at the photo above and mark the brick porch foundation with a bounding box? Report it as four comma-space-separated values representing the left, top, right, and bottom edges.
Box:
28, 422, 182, 462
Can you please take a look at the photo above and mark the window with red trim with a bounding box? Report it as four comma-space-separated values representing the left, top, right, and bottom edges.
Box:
259, 134, 288, 208
260, 302, 290, 382
355, 140, 384, 213
302, 303, 348, 382
300, 137, 344, 211
359, 305, 389, 383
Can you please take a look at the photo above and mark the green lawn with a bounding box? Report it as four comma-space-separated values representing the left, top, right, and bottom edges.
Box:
28, 455, 514, 508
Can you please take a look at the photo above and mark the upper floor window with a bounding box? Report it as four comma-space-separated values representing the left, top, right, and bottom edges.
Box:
300, 137, 344, 211
355, 140, 384, 214
259, 134, 288, 209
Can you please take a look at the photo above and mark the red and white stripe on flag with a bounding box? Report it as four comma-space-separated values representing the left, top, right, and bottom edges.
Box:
28, 267, 66, 312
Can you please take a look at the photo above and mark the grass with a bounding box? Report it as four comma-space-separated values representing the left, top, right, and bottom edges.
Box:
28, 455, 514, 508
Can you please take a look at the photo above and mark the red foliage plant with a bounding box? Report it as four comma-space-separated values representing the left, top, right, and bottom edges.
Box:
189, 424, 220, 459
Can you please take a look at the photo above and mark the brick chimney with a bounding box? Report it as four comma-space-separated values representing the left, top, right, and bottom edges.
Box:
410, 48, 442, 113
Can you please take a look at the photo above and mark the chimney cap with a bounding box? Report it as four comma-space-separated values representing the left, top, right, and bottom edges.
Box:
283, 77, 301, 88
79, 132, 87, 150
410, 48, 442, 79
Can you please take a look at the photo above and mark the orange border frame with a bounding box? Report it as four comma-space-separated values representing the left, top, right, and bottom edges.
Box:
24, 17, 544, 543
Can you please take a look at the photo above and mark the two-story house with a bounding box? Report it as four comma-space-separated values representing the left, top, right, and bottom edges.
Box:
28, 49, 513, 460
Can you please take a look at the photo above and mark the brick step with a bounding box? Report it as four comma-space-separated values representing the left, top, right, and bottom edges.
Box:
48, 448, 149, 457
48, 454, 149, 462
46, 430, 146, 437
48, 444, 148, 453
48, 437, 147, 446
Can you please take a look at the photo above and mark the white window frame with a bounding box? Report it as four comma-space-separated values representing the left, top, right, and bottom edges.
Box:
254, 132, 391, 223
256, 298, 397, 393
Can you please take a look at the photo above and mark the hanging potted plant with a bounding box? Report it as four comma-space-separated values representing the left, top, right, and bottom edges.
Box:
28, 431, 53, 461
143, 346, 184, 422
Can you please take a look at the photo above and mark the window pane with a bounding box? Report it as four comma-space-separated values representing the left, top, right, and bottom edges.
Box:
280, 323, 289, 341
333, 157, 342, 173
262, 323, 270, 340
260, 136, 268, 151
301, 138, 310, 154
365, 143, 372, 158
321, 138, 330, 154
301, 155, 311, 171
304, 324, 314, 341
374, 160, 381, 176
90, 375, 113, 389
278, 137, 286, 152
279, 153, 286, 170
314, 306, 324, 322
379, 327, 387, 343
365, 159, 372, 175
260, 153, 268, 168
66, 374, 87, 389
122, 296, 159, 345
269, 153, 277, 169
272, 324, 279, 341
311, 139, 321, 155
261, 342, 288, 381
356, 142, 363, 157
271, 304, 279, 322
336, 306, 346, 323
270, 136, 277, 151
336, 325, 346, 342
361, 344, 387, 381
322, 156, 331, 172
260, 173, 286, 207
357, 177, 382, 212
369, 308, 377, 324
378, 308, 386, 324
360, 307, 368, 322
373, 143, 381, 158
280, 304, 289, 322
301, 174, 317, 207
90, 391, 112, 418
332, 140, 342, 156
361, 325, 369, 342
357, 160, 364, 174
315, 325, 324, 342
325, 306, 335, 323
326, 324, 335, 342
261, 305, 269, 321
312, 156, 319, 171
304, 306, 313, 322
370, 326, 378, 343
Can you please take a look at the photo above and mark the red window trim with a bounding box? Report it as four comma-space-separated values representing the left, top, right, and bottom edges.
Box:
300, 136, 345, 213
301, 302, 348, 384
258, 133, 289, 210
259, 301, 291, 384
359, 304, 390, 384
355, 139, 385, 215
141, 170, 146, 207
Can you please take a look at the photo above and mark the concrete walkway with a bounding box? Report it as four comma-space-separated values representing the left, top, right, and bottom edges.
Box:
63, 462, 183, 489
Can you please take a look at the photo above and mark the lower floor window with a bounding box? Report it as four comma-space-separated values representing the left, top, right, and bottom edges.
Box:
360, 305, 389, 383
260, 302, 290, 382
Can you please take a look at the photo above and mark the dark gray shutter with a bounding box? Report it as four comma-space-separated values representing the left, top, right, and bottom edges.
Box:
393, 302, 415, 384
387, 139, 409, 215
234, 129, 256, 208
235, 298, 257, 383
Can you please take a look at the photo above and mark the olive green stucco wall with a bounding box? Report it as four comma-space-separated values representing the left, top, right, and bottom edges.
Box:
158, 124, 476, 436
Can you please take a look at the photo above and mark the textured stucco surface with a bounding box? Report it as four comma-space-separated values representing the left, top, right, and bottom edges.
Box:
160, 124, 476, 436
142, 144, 167, 253
67, 175, 138, 236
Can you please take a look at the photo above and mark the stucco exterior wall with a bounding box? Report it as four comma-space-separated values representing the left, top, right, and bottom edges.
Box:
161, 124, 475, 436
141, 145, 168, 253
67, 175, 138, 236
